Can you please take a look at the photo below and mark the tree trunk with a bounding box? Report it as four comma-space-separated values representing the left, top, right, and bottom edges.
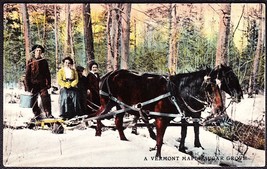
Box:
42, 5, 47, 47
106, 4, 113, 72
113, 4, 121, 70
168, 4, 178, 74
248, 3, 263, 97
107, 4, 121, 71
54, 5, 59, 71
83, 3, 95, 70
64, 4, 74, 61
215, 4, 231, 104
20, 3, 31, 63
215, 4, 231, 66
133, 19, 137, 57
120, 3, 131, 69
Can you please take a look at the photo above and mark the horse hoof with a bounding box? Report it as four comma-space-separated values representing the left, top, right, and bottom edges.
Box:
95, 131, 102, 136
155, 153, 161, 158
178, 146, 188, 153
131, 130, 138, 135
194, 143, 202, 148
121, 138, 128, 141
151, 135, 156, 140
179, 148, 186, 153
150, 133, 157, 140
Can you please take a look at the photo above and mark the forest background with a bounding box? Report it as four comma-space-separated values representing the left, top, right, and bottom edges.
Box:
2, 3, 265, 95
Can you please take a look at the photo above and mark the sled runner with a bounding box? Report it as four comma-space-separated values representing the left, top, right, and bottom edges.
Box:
26, 118, 65, 129
23, 114, 92, 131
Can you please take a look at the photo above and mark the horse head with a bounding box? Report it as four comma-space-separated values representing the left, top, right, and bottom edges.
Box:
212, 64, 243, 102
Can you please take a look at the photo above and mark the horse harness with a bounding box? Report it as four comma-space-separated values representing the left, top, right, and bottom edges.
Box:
98, 71, 223, 123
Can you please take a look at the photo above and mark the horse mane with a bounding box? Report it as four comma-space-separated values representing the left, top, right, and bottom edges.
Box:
170, 68, 212, 98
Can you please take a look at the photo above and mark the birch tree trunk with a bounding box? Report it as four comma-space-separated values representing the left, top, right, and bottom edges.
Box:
168, 4, 178, 74
215, 4, 231, 66
83, 3, 95, 70
112, 4, 121, 70
215, 3, 231, 104
20, 3, 31, 63
106, 4, 113, 72
120, 3, 131, 69
248, 3, 263, 97
107, 4, 121, 71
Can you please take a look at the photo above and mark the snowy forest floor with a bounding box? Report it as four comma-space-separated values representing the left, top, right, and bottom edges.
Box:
2, 88, 266, 167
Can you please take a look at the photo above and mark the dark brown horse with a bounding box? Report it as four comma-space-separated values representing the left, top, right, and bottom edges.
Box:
95, 65, 243, 157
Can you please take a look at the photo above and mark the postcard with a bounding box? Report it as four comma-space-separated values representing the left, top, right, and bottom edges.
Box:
2, 2, 265, 167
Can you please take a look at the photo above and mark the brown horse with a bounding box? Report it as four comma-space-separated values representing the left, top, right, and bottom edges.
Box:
94, 65, 242, 157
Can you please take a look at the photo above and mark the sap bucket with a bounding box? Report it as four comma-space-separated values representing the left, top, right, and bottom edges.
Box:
20, 94, 34, 108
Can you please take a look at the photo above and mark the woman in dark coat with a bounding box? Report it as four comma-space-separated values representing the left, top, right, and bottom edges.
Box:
86, 61, 100, 116
76, 66, 89, 116
25, 44, 52, 119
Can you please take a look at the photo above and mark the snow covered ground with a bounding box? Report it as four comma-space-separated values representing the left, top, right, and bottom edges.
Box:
2, 88, 266, 167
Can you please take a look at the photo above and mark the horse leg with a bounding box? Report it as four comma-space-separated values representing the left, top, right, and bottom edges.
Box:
147, 124, 156, 140
139, 110, 156, 140
193, 121, 203, 149
115, 113, 128, 141
95, 120, 102, 136
131, 115, 138, 135
179, 118, 188, 152
95, 105, 106, 136
155, 118, 169, 157
95, 101, 116, 136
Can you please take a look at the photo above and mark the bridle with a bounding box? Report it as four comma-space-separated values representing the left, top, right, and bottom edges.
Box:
167, 73, 223, 114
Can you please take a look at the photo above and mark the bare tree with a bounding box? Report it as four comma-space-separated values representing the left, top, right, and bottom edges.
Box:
64, 4, 74, 61
215, 3, 231, 66
215, 3, 231, 103
42, 4, 47, 47
120, 3, 131, 69
168, 4, 178, 74
248, 3, 264, 97
106, 4, 121, 71
54, 4, 59, 70
106, 4, 113, 72
20, 3, 31, 63
83, 3, 95, 70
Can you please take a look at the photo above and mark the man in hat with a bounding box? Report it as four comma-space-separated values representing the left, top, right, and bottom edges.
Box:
25, 44, 53, 120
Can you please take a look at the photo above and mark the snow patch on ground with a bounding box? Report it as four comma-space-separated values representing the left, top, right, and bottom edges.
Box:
3, 88, 265, 167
